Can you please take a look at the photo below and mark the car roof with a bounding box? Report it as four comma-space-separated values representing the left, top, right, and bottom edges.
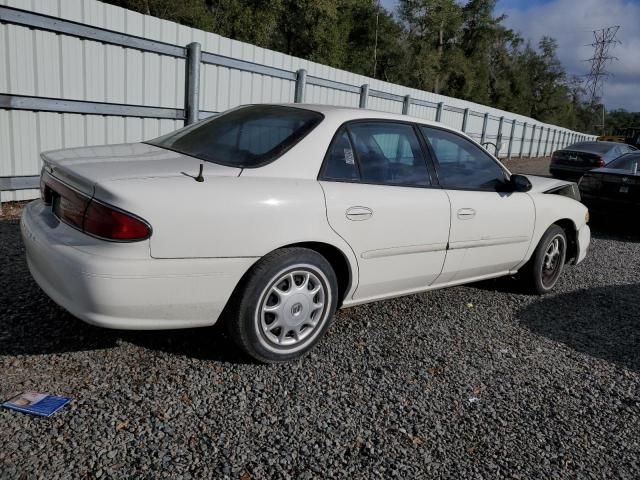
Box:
582, 141, 623, 146
279, 103, 461, 133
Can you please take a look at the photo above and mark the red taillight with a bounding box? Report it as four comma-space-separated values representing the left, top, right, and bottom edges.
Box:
83, 201, 151, 241
597, 157, 605, 167
42, 173, 151, 242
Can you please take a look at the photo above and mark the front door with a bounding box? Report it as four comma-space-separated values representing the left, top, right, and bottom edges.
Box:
419, 126, 535, 283
319, 121, 451, 301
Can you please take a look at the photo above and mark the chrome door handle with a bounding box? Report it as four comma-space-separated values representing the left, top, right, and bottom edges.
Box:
346, 206, 373, 221
457, 208, 476, 220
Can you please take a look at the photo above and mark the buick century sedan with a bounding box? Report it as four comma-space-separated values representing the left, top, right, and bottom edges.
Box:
22, 105, 590, 362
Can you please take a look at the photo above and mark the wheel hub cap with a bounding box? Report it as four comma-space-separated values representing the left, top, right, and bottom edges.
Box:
259, 270, 326, 347
541, 234, 565, 288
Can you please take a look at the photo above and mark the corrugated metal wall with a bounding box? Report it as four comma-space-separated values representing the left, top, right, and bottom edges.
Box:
0, 0, 595, 201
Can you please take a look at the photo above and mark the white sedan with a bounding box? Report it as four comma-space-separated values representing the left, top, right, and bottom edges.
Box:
22, 104, 590, 362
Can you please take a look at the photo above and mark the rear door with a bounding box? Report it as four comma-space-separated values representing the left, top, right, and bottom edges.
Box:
419, 126, 535, 283
320, 121, 451, 301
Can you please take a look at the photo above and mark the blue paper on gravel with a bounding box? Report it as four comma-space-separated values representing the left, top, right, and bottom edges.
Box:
2, 392, 71, 417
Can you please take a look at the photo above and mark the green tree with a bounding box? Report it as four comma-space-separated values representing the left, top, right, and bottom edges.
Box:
399, 0, 463, 93
101, 0, 620, 132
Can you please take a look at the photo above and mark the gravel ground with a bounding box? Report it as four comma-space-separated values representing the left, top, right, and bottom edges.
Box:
503, 156, 552, 177
1, 207, 639, 479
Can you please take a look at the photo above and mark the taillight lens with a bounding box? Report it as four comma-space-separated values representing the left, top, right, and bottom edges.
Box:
55, 189, 90, 229
46, 175, 90, 229
42, 173, 151, 242
597, 157, 605, 167
83, 201, 151, 241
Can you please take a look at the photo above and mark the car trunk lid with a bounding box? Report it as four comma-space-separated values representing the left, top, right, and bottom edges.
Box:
582, 169, 640, 200
41, 142, 241, 196
552, 149, 603, 168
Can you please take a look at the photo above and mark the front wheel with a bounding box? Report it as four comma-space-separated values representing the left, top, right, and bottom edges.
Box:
225, 247, 338, 363
521, 225, 567, 294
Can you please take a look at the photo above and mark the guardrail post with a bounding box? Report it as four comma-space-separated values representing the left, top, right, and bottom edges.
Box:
359, 84, 369, 109
461, 108, 469, 132
185, 42, 201, 125
543, 127, 551, 157
536, 126, 544, 157
507, 120, 515, 159
496, 116, 504, 155
519, 122, 527, 158
550, 129, 557, 153
480, 113, 489, 145
528, 125, 536, 158
402, 95, 411, 115
294, 69, 307, 103
435, 102, 443, 122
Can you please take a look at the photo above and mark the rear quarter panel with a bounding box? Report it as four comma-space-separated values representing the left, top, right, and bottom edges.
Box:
93, 175, 357, 264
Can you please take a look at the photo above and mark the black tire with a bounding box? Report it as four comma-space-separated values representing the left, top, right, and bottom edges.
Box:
225, 247, 338, 363
521, 224, 567, 295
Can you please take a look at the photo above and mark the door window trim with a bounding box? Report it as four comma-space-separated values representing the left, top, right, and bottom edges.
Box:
318, 119, 441, 189
418, 124, 511, 192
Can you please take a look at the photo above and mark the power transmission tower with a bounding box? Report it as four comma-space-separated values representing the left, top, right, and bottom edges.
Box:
584, 26, 620, 134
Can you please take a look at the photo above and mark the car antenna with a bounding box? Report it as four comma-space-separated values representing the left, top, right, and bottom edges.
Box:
195, 163, 204, 182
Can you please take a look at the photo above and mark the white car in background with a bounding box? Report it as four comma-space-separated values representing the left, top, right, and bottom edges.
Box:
21, 104, 590, 362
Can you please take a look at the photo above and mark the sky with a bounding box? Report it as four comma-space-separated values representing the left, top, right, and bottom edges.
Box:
380, 0, 640, 111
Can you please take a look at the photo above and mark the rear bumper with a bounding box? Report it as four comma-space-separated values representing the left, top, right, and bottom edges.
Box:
581, 193, 640, 213
21, 201, 256, 330
549, 166, 588, 179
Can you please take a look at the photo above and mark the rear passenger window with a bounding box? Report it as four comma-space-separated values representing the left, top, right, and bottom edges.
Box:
322, 128, 360, 181
348, 122, 431, 187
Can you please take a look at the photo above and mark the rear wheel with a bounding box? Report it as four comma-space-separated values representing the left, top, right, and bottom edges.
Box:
522, 225, 567, 294
226, 247, 338, 363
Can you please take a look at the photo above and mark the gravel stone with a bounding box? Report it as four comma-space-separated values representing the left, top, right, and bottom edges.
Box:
1, 213, 639, 479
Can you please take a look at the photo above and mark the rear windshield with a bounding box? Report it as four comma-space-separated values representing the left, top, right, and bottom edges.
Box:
148, 105, 323, 168
566, 142, 615, 153
608, 153, 640, 170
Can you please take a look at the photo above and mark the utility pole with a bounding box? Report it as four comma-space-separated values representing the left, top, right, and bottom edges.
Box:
584, 26, 620, 136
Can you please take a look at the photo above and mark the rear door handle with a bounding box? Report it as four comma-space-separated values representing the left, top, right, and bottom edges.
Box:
346, 206, 373, 221
457, 208, 476, 220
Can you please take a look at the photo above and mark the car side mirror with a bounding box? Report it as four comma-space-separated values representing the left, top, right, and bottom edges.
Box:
509, 174, 532, 192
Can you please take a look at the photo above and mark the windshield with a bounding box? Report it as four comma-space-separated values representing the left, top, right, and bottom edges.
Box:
148, 105, 323, 168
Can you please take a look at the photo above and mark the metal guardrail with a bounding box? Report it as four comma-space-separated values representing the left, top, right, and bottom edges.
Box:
0, 176, 40, 214
0, 94, 186, 119
0, 4, 592, 198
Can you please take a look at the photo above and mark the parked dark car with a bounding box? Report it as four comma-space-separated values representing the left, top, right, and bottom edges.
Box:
550, 141, 637, 180
578, 152, 640, 212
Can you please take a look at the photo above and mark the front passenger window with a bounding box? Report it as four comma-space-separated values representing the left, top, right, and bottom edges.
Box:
421, 127, 507, 190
